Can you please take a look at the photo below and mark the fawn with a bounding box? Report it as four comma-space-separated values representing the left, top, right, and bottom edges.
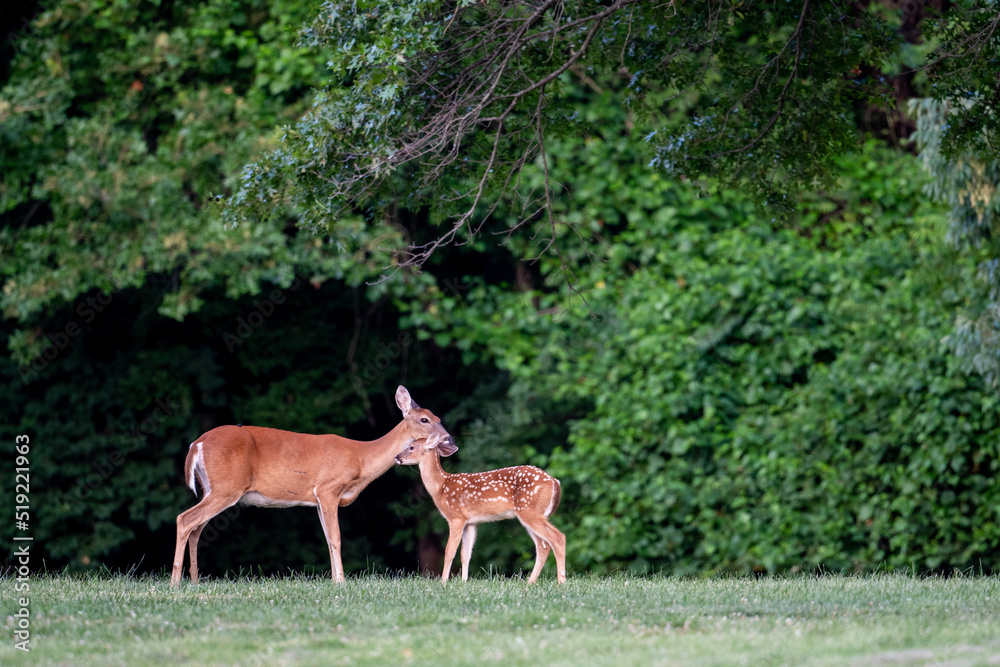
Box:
395, 432, 566, 583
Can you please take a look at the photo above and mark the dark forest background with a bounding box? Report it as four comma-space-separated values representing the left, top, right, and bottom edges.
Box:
2, 0, 998, 579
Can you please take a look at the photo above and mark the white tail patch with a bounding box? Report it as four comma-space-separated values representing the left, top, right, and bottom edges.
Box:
188, 442, 210, 497
544, 478, 560, 517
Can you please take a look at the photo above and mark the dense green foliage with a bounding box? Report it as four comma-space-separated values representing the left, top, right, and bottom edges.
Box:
225, 0, 883, 226
219, 0, 1000, 388
911, 98, 1000, 387
405, 129, 1000, 574
0, 0, 408, 361
220, 1, 997, 241
2, 0, 998, 581
0, 0, 478, 576
5, 574, 1000, 666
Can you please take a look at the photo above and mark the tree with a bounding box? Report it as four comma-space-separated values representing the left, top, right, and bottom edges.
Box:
906, 4, 1000, 387
219, 0, 1000, 382
912, 98, 1000, 387
3, 0, 997, 577
407, 125, 1000, 574
219, 1, 970, 257
0, 0, 409, 366
0, 0, 481, 575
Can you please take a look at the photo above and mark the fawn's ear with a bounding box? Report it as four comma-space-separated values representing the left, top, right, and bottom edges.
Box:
437, 439, 458, 457
395, 386, 419, 416
423, 433, 440, 449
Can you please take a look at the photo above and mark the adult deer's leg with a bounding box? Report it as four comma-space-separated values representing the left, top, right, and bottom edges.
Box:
316, 494, 345, 583
187, 523, 206, 584
172, 493, 241, 585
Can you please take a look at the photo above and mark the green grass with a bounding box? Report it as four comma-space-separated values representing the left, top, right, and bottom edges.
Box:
3, 573, 999, 666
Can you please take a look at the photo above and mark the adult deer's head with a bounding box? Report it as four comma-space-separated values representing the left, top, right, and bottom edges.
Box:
395, 386, 455, 450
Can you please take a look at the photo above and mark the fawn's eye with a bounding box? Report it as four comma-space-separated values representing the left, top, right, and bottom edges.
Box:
420, 417, 430, 424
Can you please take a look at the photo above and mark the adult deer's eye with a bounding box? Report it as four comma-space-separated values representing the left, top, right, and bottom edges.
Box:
420, 418, 430, 424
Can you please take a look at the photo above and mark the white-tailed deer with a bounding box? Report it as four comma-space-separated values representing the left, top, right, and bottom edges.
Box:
395, 433, 566, 584
171, 386, 453, 586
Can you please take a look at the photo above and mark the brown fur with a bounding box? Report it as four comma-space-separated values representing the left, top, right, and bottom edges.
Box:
171, 386, 452, 586
396, 435, 567, 584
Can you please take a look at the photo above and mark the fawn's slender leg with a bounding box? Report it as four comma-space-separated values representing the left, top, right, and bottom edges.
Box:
460, 524, 477, 581
523, 523, 552, 584
441, 519, 466, 583
520, 513, 567, 583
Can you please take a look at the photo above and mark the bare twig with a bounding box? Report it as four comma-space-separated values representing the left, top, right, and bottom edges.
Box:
355, 0, 643, 277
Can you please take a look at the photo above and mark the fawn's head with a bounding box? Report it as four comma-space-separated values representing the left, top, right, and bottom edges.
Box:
395, 386, 455, 448
395, 432, 458, 465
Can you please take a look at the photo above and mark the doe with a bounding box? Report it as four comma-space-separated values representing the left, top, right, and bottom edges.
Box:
172, 386, 452, 585
395, 432, 566, 583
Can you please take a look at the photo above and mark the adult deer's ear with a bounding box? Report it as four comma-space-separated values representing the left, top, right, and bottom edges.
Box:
395, 386, 419, 416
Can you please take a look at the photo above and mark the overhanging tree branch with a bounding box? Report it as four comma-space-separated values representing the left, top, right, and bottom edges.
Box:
222, 0, 997, 280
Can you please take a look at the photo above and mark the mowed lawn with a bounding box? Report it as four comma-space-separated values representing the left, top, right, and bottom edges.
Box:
3, 572, 999, 666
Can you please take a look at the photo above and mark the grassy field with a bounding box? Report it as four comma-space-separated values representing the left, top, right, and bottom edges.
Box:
3, 572, 999, 666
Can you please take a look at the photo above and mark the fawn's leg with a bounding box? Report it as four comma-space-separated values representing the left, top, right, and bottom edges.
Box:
460, 524, 477, 581
520, 513, 566, 583
441, 519, 466, 583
